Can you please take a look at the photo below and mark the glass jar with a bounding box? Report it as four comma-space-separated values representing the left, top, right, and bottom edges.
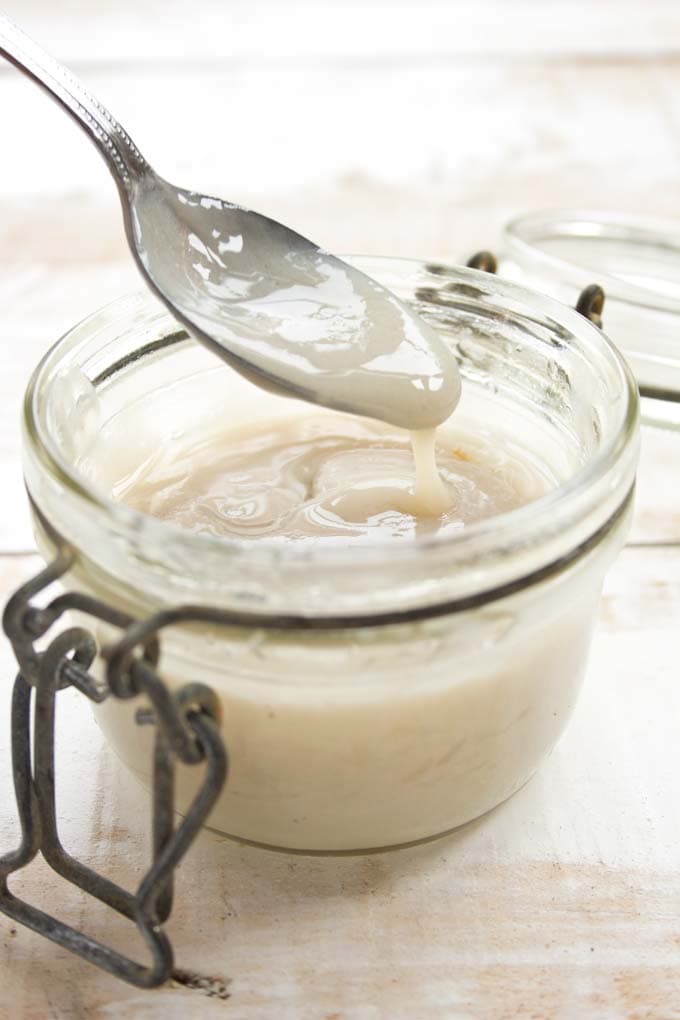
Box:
502, 209, 680, 429
21, 257, 639, 852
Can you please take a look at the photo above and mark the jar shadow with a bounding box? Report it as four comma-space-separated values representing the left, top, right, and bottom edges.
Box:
186, 795, 516, 905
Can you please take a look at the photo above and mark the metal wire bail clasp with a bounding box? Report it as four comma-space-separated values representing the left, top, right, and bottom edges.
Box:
0, 541, 228, 988
465, 249, 606, 327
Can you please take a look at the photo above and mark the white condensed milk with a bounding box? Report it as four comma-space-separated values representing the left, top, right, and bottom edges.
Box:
90, 395, 566, 851
113, 411, 550, 541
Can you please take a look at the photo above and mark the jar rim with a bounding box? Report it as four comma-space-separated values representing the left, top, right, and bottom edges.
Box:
22, 256, 640, 616
504, 208, 680, 313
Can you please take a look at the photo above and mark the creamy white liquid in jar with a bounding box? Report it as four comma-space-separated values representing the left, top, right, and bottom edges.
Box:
113, 411, 550, 542
92, 394, 585, 851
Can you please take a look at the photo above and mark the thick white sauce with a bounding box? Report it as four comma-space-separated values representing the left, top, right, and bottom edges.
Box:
91, 323, 577, 851
114, 412, 549, 541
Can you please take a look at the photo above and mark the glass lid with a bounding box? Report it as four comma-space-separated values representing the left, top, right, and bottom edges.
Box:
500, 210, 680, 429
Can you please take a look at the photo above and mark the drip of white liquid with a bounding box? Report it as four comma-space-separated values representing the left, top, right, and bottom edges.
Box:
410, 429, 451, 516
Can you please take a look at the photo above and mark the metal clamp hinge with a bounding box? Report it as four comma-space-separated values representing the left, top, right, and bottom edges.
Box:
0, 545, 228, 988
466, 250, 606, 325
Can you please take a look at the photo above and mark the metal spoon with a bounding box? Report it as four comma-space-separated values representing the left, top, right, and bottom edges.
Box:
0, 13, 461, 430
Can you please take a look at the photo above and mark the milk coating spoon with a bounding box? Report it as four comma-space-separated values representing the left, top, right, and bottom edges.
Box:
0, 14, 461, 430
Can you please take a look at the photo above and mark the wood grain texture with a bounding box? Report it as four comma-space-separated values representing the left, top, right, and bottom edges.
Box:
1, 1, 679, 1016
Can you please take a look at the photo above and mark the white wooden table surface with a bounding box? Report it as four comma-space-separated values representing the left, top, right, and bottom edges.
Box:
1, 3, 679, 1017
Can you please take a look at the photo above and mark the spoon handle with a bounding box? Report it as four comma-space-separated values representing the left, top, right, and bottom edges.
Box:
0, 12, 149, 191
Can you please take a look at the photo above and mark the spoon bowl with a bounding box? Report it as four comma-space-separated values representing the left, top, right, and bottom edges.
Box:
131, 178, 461, 428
